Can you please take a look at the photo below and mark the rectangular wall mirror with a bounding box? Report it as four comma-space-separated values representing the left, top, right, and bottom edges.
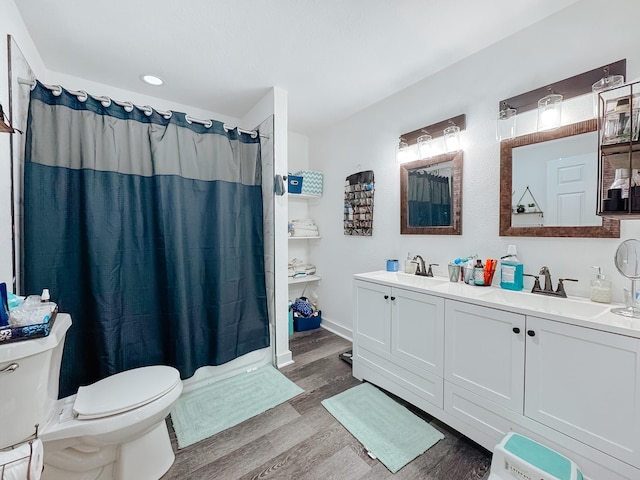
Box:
500, 119, 619, 237
401, 151, 462, 235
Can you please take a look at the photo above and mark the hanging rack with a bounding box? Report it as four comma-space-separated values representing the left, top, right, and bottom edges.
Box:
17, 78, 269, 139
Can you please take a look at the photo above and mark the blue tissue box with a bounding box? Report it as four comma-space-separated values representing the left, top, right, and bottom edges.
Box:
288, 175, 303, 194
0, 307, 58, 344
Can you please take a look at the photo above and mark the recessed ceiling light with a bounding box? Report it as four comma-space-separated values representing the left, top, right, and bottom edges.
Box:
140, 74, 164, 86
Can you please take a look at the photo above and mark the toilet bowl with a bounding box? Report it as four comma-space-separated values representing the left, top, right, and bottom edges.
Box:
0, 314, 184, 480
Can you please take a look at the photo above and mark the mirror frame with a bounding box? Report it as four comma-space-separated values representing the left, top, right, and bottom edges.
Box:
499, 118, 619, 238
400, 151, 462, 235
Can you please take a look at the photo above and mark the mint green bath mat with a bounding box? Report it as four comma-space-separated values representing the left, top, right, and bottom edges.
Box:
322, 382, 444, 473
170, 365, 303, 448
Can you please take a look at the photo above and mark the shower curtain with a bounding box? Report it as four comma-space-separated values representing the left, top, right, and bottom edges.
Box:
408, 171, 451, 227
23, 81, 270, 397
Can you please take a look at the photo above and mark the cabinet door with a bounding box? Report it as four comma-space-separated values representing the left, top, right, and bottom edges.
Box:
444, 300, 525, 412
391, 288, 444, 376
525, 316, 640, 467
353, 280, 391, 353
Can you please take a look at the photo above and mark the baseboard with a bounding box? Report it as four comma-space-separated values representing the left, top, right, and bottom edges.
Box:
276, 350, 294, 368
320, 317, 352, 342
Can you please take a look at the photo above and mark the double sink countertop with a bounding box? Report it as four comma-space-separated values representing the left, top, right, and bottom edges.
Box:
354, 271, 640, 339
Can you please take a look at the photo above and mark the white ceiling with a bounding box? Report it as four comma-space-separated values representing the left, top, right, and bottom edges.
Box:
16, 0, 580, 135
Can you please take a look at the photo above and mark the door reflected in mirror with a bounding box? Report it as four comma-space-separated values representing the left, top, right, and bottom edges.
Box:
500, 119, 619, 238
401, 151, 462, 235
511, 131, 600, 227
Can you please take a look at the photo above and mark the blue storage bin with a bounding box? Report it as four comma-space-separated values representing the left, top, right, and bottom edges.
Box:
293, 311, 321, 332
288, 175, 303, 194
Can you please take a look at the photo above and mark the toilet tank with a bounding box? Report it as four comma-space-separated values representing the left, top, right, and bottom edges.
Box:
0, 314, 71, 447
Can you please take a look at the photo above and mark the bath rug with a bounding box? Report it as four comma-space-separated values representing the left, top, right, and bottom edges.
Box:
170, 365, 303, 448
321, 382, 444, 473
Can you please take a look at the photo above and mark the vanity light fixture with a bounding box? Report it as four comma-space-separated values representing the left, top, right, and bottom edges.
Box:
397, 114, 466, 164
592, 67, 624, 117
417, 132, 433, 159
536, 89, 563, 131
496, 102, 516, 141
0, 103, 15, 134
140, 74, 164, 86
443, 121, 461, 152
395, 138, 412, 164
498, 59, 626, 135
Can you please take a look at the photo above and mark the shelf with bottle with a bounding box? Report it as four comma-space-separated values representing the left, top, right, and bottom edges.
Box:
597, 80, 640, 218
288, 274, 322, 285
288, 235, 322, 240
287, 192, 322, 199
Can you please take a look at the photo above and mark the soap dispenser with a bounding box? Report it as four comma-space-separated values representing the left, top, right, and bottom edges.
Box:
405, 252, 417, 274
590, 266, 612, 304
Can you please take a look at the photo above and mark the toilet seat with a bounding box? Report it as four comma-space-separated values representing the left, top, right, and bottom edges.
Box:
73, 365, 181, 420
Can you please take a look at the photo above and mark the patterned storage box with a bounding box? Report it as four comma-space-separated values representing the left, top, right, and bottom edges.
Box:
295, 170, 323, 196
0, 307, 58, 344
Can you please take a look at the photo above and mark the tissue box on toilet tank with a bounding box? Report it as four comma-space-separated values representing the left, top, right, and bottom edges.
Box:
295, 170, 323, 196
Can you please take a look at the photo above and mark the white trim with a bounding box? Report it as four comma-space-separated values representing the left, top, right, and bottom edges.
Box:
276, 350, 294, 368
320, 317, 352, 342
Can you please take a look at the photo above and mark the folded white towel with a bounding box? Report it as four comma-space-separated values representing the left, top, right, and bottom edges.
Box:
290, 219, 316, 227
0, 439, 44, 480
292, 227, 319, 237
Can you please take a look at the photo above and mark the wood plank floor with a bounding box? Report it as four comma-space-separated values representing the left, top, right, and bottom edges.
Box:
162, 328, 492, 480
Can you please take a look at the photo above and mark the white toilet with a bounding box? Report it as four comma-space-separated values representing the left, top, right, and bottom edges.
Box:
0, 313, 183, 480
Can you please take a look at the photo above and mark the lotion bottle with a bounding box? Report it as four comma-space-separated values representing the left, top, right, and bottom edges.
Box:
590, 266, 612, 304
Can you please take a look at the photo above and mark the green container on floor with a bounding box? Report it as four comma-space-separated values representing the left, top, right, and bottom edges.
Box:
288, 301, 294, 335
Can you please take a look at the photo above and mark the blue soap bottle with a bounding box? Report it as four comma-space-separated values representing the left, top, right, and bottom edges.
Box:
500, 245, 524, 291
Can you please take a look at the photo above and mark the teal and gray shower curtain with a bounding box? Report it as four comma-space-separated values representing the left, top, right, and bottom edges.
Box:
24, 81, 269, 396
408, 171, 451, 227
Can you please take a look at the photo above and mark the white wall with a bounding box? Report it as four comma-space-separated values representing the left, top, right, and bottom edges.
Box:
0, 0, 46, 288
0, 0, 247, 290
308, 0, 640, 335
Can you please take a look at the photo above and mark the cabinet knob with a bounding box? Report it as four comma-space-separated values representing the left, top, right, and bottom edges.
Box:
527, 330, 536, 337
390, 296, 396, 301
512, 327, 520, 334
384, 295, 389, 300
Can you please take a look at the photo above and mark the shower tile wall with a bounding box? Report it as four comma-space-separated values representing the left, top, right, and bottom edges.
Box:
258, 115, 276, 351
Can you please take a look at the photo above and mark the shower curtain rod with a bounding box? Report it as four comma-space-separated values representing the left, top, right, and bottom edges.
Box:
18, 78, 269, 139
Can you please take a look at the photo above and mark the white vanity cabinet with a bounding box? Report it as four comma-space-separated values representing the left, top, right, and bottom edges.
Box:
525, 315, 640, 468
353, 272, 640, 480
353, 279, 444, 409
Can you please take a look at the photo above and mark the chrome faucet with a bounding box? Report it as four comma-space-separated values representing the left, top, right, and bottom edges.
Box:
525, 266, 578, 298
540, 266, 553, 292
413, 255, 438, 276
413, 255, 427, 276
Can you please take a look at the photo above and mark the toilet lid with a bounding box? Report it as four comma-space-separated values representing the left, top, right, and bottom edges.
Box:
73, 365, 180, 420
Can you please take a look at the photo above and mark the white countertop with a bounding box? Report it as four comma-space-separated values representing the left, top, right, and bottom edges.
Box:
354, 271, 640, 338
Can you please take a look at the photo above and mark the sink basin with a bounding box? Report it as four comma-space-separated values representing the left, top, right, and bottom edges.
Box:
477, 288, 610, 319
361, 271, 448, 289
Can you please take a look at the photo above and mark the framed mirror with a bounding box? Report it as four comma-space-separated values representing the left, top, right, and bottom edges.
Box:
500, 119, 619, 237
400, 151, 462, 235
